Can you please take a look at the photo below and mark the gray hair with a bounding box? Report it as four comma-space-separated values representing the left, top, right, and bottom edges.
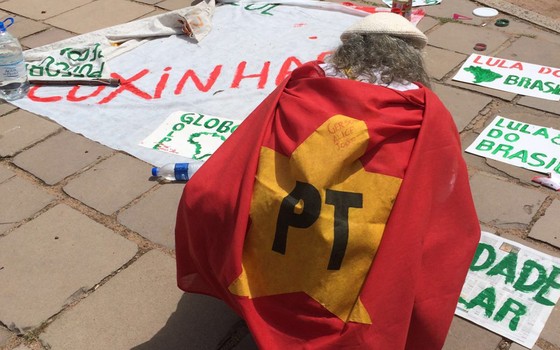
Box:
326, 33, 431, 88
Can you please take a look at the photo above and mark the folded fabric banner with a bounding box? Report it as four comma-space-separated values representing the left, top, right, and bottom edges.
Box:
175, 62, 480, 349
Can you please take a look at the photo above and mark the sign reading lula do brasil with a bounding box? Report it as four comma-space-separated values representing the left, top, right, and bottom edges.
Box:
456, 232, 560, 348
466, 116, 560, 175
453, 54, 560, 101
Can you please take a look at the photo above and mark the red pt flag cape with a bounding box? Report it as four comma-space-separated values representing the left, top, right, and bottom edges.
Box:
175, 61, 480, 349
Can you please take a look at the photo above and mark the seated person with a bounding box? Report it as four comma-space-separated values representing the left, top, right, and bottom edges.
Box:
175, 12, 480, 350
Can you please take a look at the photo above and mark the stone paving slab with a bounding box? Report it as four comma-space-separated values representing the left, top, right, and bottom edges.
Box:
511, 343, 543, 350
117, 183, 184, 249
539, 302, 560, 347
425, 46, 467, 80
489, 15, 538, 36
416, 16, 439, 33
518, 96, 560, 115
0, 110, 61, 157
0, 102, 16, 116
0, 204, 138, 334
63, 153, 156, 215
0, 176, 55, 234
422, 0, 488, 26
44, 0, 155, 34
136, 0, 164, 5
427, 22, 511, 55
432, 83, 492, 131
485, 159, 541, 185
469, 172, 548, 228
0, 327, 13, 347
0, 164, 15, 183
157, 0, 191, 11
41, 250, 242, 350
496, 36, 560, 68
20, 28, 76, 50
6, 16, 49, 40
13, 131, 113, 186
474, 102, 560, 132
442, 316, 503, 350
530, 200, 560, 249
0, 0, 94, 21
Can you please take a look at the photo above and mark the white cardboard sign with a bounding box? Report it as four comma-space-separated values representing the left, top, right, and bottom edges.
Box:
453, 54, 560, 101
139, 111, 239, 160
466, 116, 560, 175
456, 231, 560, 348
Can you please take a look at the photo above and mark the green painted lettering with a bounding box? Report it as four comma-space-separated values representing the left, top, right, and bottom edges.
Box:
488, 128, 503, 138
518, 77, 532, 88
544, 81, 557, 93
493, 298, 527, 331
513, 259, 547, 292
533, 128, 549, 139
495, 117, 505, 128
534, 266, 560, 306
470, 243, 496, 271
528, 153, 547, 167
530, 79, 544, 91
192, 115, 204, 126
508, 150, 528, 162
475, 139, 495, 152
504, 75, 519, 85
172, 123, 185, 131
487, 253, 518, 284
217, 121, 234, 133
204, 118, 219, 129
458, 287, 496, 317
504, 133, 520, 142
180, 113, 196, 124
492, 144, 514, 158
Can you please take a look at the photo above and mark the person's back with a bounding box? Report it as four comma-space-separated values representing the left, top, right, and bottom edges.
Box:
175, 12, 480, 349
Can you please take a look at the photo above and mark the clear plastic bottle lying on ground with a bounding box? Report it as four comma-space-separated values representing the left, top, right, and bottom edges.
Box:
0, 18, 29, 101
151, 162, 204, 181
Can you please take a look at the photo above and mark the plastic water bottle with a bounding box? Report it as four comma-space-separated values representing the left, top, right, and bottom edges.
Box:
0, 17, 29, 101
151, 162, 204, 181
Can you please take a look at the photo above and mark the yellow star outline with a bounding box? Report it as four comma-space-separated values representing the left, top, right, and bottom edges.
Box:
228, 114, 402, 324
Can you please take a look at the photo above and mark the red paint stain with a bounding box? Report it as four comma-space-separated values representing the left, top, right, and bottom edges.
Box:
309, 36, 318, 40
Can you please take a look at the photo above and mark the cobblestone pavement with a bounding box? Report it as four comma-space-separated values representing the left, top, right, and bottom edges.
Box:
0, 0, 559, 349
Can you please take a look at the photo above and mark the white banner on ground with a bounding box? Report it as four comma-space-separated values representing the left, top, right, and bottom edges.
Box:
456, 231, 560, 348
453, 54, 560, 101
11, 1, 373, 166
465, 116, 560, 175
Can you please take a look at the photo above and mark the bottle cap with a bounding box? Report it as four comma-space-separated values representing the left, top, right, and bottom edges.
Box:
151, 167, 159, 177
473, 43, 487, 51
0, 18, 14, 32
495, 19, 510, 27
472, 7, 498, 17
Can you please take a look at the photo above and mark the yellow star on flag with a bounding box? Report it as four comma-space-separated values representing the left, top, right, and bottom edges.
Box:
229, 114, 402, 324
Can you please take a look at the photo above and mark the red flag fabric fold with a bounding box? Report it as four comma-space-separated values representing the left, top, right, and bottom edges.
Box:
175, 61, 480, 349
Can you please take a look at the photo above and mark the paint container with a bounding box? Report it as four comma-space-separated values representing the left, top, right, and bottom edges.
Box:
391, 0, 413, 21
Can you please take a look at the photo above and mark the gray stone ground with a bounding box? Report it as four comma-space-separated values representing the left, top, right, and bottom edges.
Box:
0, 0, 559, 349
